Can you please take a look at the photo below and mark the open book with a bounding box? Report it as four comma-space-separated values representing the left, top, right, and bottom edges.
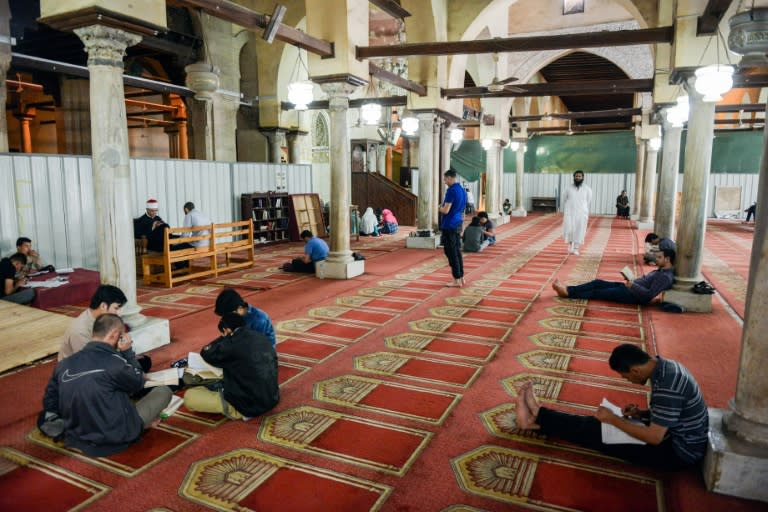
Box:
620, 265, 635, 281
144, 368, 183, 388
600, 398, 646, 445
186, 352, 223, 380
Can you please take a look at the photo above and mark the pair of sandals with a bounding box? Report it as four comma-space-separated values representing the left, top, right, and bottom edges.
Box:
692, 281, 716, 294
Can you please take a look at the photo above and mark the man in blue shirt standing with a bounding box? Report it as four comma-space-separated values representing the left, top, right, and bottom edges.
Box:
287, 230, 328, 273
214, 288, 276, 346
438, 169, 467, 287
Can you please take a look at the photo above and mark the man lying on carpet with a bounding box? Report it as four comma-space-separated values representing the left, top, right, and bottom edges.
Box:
552, 249, 675, 305
515, 344, 709, 470
183, 312, 279, 420
41, 314, 172, 456
214, 288, 276, 346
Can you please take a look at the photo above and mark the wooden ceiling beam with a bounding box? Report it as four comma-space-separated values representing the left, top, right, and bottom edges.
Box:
174, 0, 333, 57
697, 0, 734, 35
528, 122, 633, 133
369, 62, 426, 96
357, 26, 673, 59
369, 0, 411, 19
716, 103, 766, 113
443, 78, 653, 99
509, 108, 641, 122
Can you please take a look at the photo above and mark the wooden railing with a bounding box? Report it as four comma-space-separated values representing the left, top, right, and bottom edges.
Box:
351, 171, 417, 225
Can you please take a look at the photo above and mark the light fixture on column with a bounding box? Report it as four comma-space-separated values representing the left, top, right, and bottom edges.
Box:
566, 119, 574, 135
509, 140, 520, 151
360, 75, 382, 125
450, 128, 464, 144
287, 48, 314, 110
694, 64, 734, 102
541, 113, 553, 121
401, 111, 419, 135
666, 95, 689, 127
649, 137, 662, 151
481, 138, 493, 150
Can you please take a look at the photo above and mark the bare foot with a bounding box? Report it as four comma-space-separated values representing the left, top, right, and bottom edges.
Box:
524, 382, 541, 417
148, 417, 162, 429
461, 277, 466, 286
447, 280, 461, 287
515, 391, 534, 429
552, 279, 569, 298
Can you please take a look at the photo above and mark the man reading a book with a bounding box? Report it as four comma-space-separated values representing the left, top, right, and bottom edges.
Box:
552, 249, 675, 305
41, 314, 172, 456
514, 344, 709, 469
183, 312, 279, 420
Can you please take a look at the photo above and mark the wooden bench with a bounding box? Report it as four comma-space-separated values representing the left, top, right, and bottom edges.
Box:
140, 220, 254, 288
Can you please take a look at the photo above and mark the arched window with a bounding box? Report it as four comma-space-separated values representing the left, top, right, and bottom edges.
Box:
312, 111, 330, 163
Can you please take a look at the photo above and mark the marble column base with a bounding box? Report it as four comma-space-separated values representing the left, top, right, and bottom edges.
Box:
128, 316, 170, 355
510, 209, 527, 218
662, 288, 713, 313
315, 259, 364, 280
635, 220, 655, 229
703, 408, 768, 503
406, 235, 440, 249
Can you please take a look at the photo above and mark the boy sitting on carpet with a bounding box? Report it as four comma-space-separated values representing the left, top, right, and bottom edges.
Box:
214, 288, 276, 346
183, 313, 279, 420
514, 344, 709, 470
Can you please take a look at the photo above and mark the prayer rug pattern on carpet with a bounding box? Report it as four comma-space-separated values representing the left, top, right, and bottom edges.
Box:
26, 424, 198, 477
409, 317, 512, 342
354, 351, 483, 388
313, 374, 462, 424
179, 448, 392, 512
451, 445, 663, 511
257, 406, 432, 475
276, 318, 374, 343
384, 333, 499, 362
0, 447, 110, 512
528, 332, 645, 355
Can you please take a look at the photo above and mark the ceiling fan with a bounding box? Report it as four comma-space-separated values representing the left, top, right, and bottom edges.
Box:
481, 54, 525, 93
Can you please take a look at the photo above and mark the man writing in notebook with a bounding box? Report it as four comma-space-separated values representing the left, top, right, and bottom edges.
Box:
514, 344, 709, 469
552, 249, 675, 305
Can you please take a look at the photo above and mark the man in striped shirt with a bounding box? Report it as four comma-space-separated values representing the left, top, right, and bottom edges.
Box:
515, 344, 709, 469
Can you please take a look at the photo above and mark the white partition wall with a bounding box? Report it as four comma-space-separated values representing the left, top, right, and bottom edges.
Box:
1, 155, 313, 269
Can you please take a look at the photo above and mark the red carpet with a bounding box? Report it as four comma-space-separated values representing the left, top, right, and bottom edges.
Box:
1, 215, 764, 511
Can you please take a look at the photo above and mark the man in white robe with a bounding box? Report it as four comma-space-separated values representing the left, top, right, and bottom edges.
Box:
562, 170, 592, 255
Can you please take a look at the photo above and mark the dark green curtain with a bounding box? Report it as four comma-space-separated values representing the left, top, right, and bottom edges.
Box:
450, 130, 761, 178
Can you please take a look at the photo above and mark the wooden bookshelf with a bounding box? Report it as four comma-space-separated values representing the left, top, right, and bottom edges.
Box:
288, 193, 328, 241
241, 192, 291, 245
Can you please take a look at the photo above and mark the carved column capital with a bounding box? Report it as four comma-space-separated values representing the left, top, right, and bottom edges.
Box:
319, 83, 358, 112
74, 25, 141, 67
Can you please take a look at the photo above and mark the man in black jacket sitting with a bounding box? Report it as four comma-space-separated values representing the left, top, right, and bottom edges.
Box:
183, 312, 279, 420
41, 314, 172, 456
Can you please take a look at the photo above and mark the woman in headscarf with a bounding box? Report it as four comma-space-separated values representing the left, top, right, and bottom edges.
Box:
360, 207, 379, 236
380, 209, 398, 234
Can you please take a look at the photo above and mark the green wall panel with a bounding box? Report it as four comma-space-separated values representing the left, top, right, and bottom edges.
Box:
450, 130, 761, 181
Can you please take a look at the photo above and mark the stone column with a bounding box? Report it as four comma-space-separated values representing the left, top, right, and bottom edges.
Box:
655, 115, 682, 238
0, 41, 9, 152
485, 141, 501, 220
377, 143, 386, 176
639, 144, 659, 223
663, 77, 715, 313
286, 131, 304, 164
432, 117, 443, 230
318, 82, 364, 278
512, 143, 527, 216
704, 101, 768, 502
74, 25, 144, 322
264, 129, 286, 164
185, 62, 219, 161
439, 125, 452, 230
57, 77, 92, 155
415, 113, 436, 233
633, 137, 647, 217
